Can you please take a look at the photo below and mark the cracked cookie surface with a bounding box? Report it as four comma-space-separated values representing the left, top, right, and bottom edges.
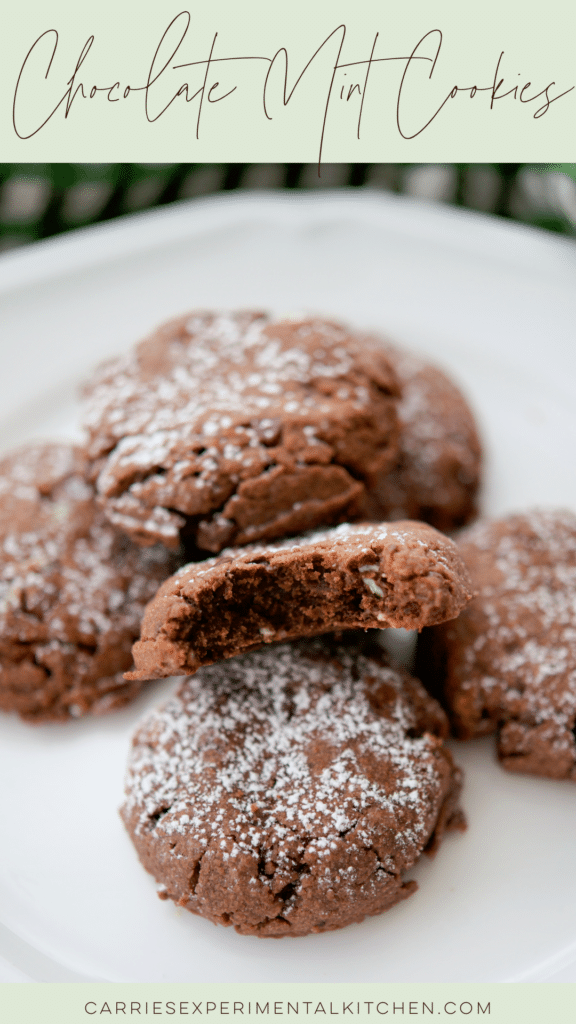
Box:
121, 636, 464, 937
81, 311, 399, 552
0, 442, 177, 722
418, 509, 576, 780
127, 520, 473, 682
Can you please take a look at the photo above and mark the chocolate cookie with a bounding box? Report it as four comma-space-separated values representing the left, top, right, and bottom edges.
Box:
360, 343, 482, 531
0, 442, 177, 722
121, 636, 464, 937
417, 509, 576, 780
127, 520, 473, 682
82, 312, 400, 552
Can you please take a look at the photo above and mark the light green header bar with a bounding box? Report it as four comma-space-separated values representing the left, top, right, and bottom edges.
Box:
1, 983, 576, 1024
0, 0, 574, 161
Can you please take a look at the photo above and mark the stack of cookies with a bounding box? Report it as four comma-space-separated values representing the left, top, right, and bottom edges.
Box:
2, 310, 574, 938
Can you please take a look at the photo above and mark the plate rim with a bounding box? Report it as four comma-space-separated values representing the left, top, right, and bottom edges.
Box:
1, 189, 575, 298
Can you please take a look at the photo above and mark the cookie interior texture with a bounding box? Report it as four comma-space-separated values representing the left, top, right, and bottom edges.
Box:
0, 442, 177, 722
82, 312, 400, 552
121, 636, 464, 937
359, 342, 482, 531
127, 521, 473, 681
417, 509, 576, 781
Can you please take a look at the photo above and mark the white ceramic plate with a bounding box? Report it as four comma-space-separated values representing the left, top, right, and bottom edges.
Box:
1, 192, 575, 984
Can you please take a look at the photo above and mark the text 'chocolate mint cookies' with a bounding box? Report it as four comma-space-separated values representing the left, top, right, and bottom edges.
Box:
0, 443, 177, 722
121, 636, 464, 937
82, 312, 400, 552
360, 342, 482, 532
418, 509, 576, 781
127, 520, 472, 682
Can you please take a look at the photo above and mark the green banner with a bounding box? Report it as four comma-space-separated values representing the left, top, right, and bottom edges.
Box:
1, 983, 576, 1024
1, 0, 575, 161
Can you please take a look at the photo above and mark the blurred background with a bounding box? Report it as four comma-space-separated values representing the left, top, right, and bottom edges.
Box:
0, 163, 575, 252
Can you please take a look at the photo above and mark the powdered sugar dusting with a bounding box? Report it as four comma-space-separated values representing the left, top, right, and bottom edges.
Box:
177, 520, 461, 581
0, 453, 170, 641
82, 312, 398, 547
361, 338, 481, 529
456, 509, 576, 772
385, 345, 480, 498
0, 442, 175, 719
123, 640, 452, 915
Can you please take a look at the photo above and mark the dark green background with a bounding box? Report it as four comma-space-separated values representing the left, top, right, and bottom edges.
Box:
1, 163, 574, 252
